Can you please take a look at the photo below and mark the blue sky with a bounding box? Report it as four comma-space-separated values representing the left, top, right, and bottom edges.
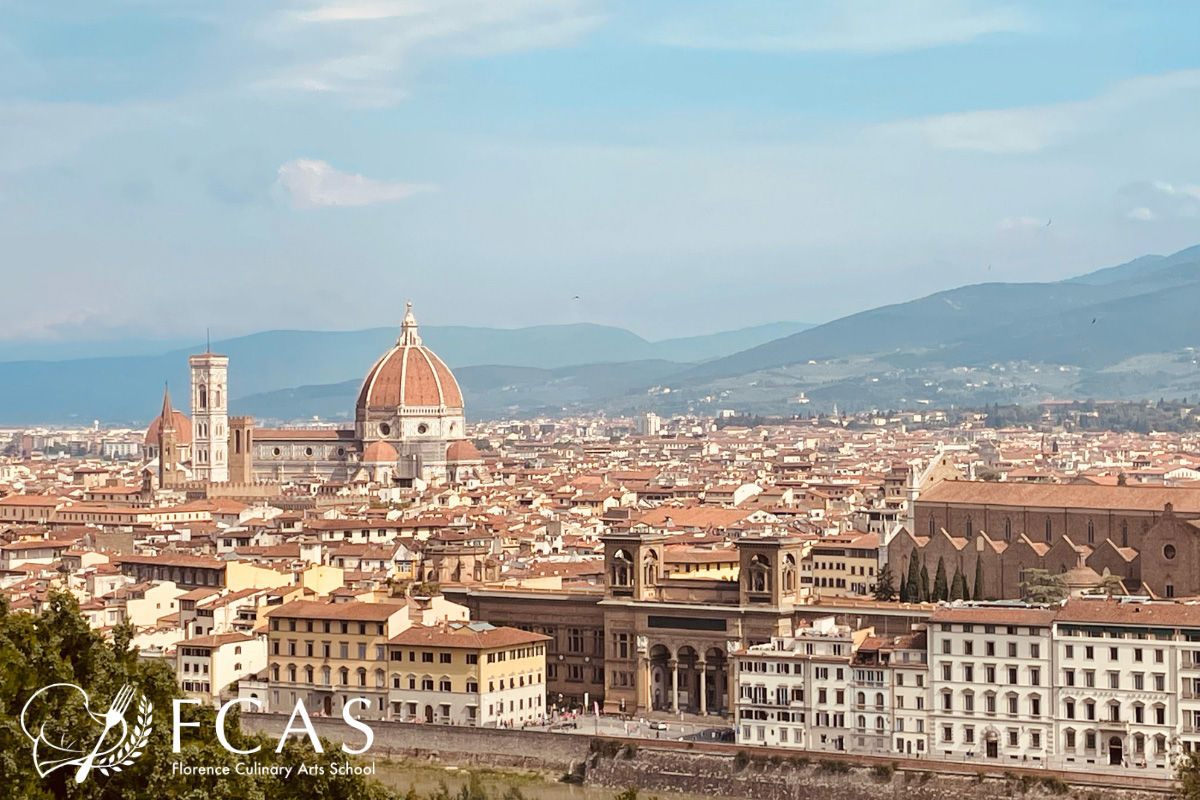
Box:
0, 0, 1197, 342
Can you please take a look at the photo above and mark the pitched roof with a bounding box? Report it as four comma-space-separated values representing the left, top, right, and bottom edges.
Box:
920, 480, 1200, 513
388, 622, 550, 649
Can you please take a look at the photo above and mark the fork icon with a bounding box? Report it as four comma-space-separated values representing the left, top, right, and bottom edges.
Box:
75, 685, 135, 783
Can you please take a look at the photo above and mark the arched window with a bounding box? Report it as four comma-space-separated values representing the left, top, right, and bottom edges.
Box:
856, 692, 865, 706
213, 388, 221, 408
611, 549, 632, 588
966, 516, 973, 537
287, 664, 296, 682
857, 715, 866, 730
748, 554, 770, 593
198, 385, 207, 409
1087, 520, 1095, 544
875, 692, 884, 709
338, 667, 349, 685
1004, 518, 1012, 540
1045, 518, 1053, 542
875, 716, 885, 731
357, 668, 367, 687
234, 429, 242, 453
304, 665, 314, 684
1122, 520, 1129, 547
929, 518, 936, 537
783, 554, 797, 592
643, 550, 659, 586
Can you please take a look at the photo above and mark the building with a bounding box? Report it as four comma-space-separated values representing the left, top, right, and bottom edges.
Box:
264, 600, 413, 719
927, 604, 1055, 764
144, 303, 486, 488
177, 632, 266, 705
1053, 597, 1188, 772
386, 621, 550, 727
732, 616, 873, 752
889, 630, 930, 757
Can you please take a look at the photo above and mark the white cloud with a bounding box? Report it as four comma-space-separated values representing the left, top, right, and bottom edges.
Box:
885, 69, 1200, 154
275, 158, 433, 209
1116, 179, 1200, 222
649, 0, 1029, 54
260, 0, 604, 105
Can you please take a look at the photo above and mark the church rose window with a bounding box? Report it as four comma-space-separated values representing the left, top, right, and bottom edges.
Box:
417, 424, 429, 434
1164, 545, 1177, 560
379, 423, 391, 436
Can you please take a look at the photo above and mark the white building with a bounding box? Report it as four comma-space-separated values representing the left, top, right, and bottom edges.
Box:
733, 616, 872, 752
178, 632, 267, 705
891, 630, 931, 758
1053, 596, 1186, 774
928, 604, 1055, 765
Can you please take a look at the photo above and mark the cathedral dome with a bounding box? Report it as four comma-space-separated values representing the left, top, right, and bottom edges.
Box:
145, 410, 192, 446
361, 440, 399, 464
357, 303, 463, 412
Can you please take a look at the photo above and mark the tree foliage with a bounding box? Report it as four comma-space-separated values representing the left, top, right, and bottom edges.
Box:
973, 560, 986, 602
873, 564, 896, 602
1019, 569, 1068, 605
933, 558, 948, 603
0, 592, 398, 800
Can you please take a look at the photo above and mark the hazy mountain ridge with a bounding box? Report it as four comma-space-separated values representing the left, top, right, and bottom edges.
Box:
0, 322, 808, 424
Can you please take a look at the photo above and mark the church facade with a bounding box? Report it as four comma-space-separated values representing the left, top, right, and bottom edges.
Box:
145, 303, 484, 489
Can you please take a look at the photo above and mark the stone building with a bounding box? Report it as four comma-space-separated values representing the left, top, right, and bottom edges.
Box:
144, 303, 486, 488
890, 481, 1200, 600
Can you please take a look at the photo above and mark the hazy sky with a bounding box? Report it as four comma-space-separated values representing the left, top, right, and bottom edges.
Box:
1, 0, 1198, 342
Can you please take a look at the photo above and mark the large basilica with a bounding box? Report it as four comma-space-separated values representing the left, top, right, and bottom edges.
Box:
144, 303, 484, 488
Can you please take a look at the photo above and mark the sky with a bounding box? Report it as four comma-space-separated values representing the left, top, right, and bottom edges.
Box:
0, 0, 1198, 343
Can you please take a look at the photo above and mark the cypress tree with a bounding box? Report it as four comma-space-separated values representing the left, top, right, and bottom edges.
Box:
933, 556, 949, 602
919, 562, 931, 602
906, 552, 921, 599
950, 568, 966, 601
898, 560, 910, 603
973, 559, 985, 601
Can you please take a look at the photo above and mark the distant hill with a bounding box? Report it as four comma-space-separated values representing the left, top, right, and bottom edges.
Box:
237, 360, 690, 422
685, 245, 1200, 382
0, 322, 809, 424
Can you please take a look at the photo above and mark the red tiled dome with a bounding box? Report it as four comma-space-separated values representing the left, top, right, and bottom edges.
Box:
446, 440, 482, 463
357, 304, 463, 412
361, 440, 399, 463
144, 410, 192, 447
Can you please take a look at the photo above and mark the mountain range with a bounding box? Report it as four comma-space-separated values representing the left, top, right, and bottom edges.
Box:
2, 244, 1198, 425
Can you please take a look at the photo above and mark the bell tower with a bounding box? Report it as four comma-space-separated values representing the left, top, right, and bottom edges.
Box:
602, 530, 667, 601
157, 384, 182, 489
190, 346, 229, 483
228, 416, 255, 483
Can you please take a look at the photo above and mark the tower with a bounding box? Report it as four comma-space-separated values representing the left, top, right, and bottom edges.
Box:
190, 349, 229, 483
157, 384, 182, 489
228, 415, 255, 483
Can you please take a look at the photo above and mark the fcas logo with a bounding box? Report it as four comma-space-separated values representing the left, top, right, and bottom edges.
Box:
20, 683, 153, 783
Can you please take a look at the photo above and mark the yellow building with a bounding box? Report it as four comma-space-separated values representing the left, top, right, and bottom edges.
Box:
808, 532, 880, 598
264, 600, 410, 719
387, 622, 550, 727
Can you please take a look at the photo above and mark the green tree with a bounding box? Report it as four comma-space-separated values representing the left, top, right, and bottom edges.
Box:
949, 568, 967, 601
898, 561, 910, 604
0, 591, 398, 800
1020, 569, 1068, 605
1178, 750, 1200, 800
919, 562, 931, 603
905, 554, 921, 603
973, 559, 985, 601
933, 557, 948, 602
1090, 573, 1126, 596
874, 563, 896, 602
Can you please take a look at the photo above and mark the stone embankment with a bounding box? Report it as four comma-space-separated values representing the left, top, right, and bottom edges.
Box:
241, 714, 1173, 800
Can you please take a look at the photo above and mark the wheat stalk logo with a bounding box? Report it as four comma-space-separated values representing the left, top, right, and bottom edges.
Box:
20, 683, 154, 781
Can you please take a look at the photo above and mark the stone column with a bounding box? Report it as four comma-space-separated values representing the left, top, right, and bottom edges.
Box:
637, 656, 651, 713
670, 659, 679, 712
698, 659, 708, 716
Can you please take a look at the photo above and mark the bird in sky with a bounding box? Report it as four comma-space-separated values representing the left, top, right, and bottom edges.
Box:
1046, 218, 1052, 227
1092, 318, 1097, 324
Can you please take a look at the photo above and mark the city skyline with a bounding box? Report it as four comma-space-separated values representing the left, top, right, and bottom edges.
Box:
1, 0, 1198, 342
